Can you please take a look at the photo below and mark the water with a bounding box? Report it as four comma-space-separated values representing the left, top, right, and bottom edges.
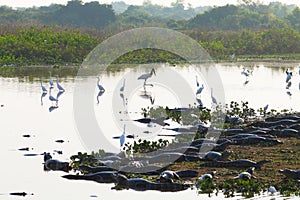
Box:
0, 63, 299, 200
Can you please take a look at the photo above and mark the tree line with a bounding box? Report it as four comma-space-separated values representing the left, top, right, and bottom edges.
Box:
1, 0, 300, 65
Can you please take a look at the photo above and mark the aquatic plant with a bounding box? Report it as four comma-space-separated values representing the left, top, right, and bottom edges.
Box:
70, 152, 96, 170
123, 138, 169, 153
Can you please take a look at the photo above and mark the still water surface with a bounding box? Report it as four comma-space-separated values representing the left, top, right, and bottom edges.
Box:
0, 63, 299, 199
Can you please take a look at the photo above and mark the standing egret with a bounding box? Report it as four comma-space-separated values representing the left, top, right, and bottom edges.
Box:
120, 79, 125, 93
97, 77, 105, 92
41, 80, 47, 93
56, 75, 65, 92
120, 125, 126, 147
263, 104, 268, 112
231, 53, 235, 61
138, 68, 156, 86
211, 88, 217, 104
49, 72, 54, 89
196, 84, 204, 95
241, 68, 250, 78
195, 75, 199, 87
286, 70, 292, 83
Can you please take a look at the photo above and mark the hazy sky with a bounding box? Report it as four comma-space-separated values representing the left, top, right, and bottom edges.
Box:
0, 0, 299, 8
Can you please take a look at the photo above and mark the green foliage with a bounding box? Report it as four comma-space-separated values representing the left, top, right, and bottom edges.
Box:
0, 27, 99, 65
70, 152, 96, 170
276, 180, 300, 196
123, 138, 169, 153
219, 179, 263, 198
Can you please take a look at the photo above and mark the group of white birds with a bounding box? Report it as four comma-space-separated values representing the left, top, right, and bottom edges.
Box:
40, 72, 65, 106
111, 68, 157, 148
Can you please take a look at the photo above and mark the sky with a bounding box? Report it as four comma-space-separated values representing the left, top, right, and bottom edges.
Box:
0, 0, 299, 8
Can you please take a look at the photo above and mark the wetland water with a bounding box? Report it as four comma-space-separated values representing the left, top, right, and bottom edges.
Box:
0, 62, 299, 199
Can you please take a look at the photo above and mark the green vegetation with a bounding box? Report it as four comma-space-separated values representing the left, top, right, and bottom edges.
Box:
0, 1, 300, 66
65, 100, 300, 197
0, 27, 99, 66
123, 138, 169, 153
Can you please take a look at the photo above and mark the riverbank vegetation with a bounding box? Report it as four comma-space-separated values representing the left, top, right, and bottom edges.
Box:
67, 101, 300, 198
0, 0, 300, 66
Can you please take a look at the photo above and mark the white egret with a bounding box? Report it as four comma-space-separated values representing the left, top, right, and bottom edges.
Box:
196, 84, 204, 95
120, 79, 125, 92
263, 104, 268, 112
56, 75, 65, 92
97, 77, 105, 92
41, 80, 47, 93
241, 67, 250, 78
49, 72, 54, 88
138, 68, 156, 86
211, 88, 217, 104
286, 70, 292, 83
231, 53, 235, 61
120, 124, 126, 147
195, 75, 199, 87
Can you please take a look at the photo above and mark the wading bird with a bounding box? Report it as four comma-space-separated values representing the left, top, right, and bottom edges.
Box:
97, 77, 105, 92
241, 67, 250, 78
120, 79, 125, 93
138, 68, 156, 86
49, 72, 54, 89
120, 125, 126, 147
196, 75, 199, 87
41, 80, 47, 93
211, 88, 217, 104
56, 75, 65, 92
196, 84, 204, 95
286, 70, 292, 83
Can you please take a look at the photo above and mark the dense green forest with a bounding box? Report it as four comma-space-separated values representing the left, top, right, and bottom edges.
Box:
1, 0, 300, 65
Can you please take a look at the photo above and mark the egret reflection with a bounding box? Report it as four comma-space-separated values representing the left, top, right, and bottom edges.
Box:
140, 88, 155, 105
56, 91, 64, 100
96, 91, 105, 104
40, 92, 47, 106
243, 80, 249, 86
49, 105, 58, 112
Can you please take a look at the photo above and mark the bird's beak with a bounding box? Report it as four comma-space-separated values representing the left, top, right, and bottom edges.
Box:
152, 69, 156, 76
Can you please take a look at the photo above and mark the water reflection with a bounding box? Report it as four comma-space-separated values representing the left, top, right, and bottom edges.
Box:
1, 63, 300, 200
97, 91, 105, 104
243, 79, 249, 86
40, 92, 47, 105
56, 91, 64, 100
139, 87, 155, 105
49, 105, 59, 112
